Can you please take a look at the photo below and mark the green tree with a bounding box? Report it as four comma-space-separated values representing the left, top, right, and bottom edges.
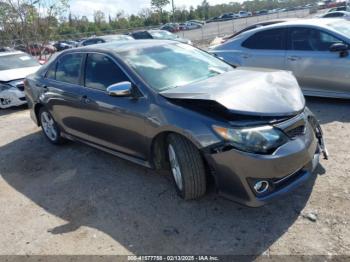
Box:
151, 0, 170, 23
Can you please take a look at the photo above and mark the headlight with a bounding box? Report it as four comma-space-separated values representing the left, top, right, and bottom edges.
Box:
0, 83, 11, 92
213, 125, 289, 154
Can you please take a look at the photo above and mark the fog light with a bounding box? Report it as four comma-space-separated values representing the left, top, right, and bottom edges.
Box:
254, 180, 269, 194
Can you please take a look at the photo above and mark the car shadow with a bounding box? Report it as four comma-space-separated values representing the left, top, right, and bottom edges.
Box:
0, 131, 323, 255
0, 105, 28, 117
306, 97, 350, 125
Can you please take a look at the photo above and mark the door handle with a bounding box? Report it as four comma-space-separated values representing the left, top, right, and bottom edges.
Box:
287, 56, 301, 61
80, 95, 92, 104
241, 54, 251, 59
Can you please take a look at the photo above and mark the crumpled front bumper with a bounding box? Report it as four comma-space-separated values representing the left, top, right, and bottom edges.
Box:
204, 113, 325, 207
0, 87, 26, 109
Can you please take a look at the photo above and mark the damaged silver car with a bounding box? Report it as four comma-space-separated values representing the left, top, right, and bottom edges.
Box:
25, 41, 328, 206
0, 51, 40, 109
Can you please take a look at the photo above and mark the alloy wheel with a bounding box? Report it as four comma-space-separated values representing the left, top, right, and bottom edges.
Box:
41, 111, 58, 141
168, 144, 183, 191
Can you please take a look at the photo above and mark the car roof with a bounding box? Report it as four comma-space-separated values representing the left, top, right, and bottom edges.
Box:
65, 40, 176, 54
325, 11, 350, 14
0, 51, 25, 57
271, 18, 347, 27
244, 18, 348, 32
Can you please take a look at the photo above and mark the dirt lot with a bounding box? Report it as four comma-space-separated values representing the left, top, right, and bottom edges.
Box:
0, 97, 349, 256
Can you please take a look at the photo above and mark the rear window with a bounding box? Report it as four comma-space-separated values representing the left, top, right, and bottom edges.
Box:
0, 54, 39, 71
242, 29, 286, 50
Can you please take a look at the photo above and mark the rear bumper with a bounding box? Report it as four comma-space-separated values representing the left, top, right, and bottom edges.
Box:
205, 120, 320, 207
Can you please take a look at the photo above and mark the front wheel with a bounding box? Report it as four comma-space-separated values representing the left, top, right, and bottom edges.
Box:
39, 108, 66, 145
167, 134, 207, 200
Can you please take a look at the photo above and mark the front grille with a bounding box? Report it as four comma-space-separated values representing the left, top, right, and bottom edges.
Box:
275, 112, 307, 140
286, 125, 306, 139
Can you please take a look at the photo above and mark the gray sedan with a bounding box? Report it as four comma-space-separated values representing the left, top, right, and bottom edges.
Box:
210, 19, 350, 99
25, 40, 327, 207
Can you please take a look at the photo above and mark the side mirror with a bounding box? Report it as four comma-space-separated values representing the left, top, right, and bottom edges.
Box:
107, 81, 132, 97
329, 43, 349, 57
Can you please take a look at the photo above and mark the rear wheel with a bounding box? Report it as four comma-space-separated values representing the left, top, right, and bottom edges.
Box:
39, 108, 66, 145
167, 134, 206, 200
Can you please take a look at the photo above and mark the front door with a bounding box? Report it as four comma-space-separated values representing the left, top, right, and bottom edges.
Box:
77, 53, 150, 160
285, 27, 350, 96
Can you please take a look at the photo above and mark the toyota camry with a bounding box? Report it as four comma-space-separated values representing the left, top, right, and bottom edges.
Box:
24, 40, 327, 206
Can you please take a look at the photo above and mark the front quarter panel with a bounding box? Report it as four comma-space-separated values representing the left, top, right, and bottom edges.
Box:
145, 96, 223, 151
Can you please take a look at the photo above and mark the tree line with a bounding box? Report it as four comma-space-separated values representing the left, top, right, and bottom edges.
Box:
0, 0, 316, 47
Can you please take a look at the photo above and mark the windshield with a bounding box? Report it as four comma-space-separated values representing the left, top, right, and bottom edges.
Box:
0, 54, 39, 71
328, 20, 350, 39
149, 31, 177, 40
119, 43, 233, 91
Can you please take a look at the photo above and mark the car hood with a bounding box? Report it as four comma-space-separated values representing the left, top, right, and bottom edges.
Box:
160, 68, 305, 116
0, 66, 40, 82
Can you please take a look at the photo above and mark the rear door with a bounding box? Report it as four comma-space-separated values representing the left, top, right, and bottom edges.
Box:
239, 28, 287, 69
285, 27, 350, 95
43, 53, 92, 141
76, 53, 150, 159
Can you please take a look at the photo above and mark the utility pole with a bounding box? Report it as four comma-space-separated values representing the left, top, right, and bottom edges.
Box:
172, 0, 175, 22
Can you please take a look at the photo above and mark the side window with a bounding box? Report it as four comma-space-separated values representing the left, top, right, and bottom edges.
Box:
84, 53, 129, 91
56, 53, 83, 85
45, 62, 56, 79
290, 28, 343, 51
242, 29, 286, 50
324, 12, 342, 18
290, 28, 313, 51
132, 32, 151, 39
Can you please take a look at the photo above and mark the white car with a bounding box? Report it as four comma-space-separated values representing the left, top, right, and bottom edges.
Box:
0, 51, 40, 109
238, 11, 251, 18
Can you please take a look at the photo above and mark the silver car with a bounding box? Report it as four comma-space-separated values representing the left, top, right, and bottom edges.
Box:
210, 19, 350, 99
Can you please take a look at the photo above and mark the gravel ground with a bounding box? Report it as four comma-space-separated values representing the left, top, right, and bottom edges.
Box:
0, 97, 349, 256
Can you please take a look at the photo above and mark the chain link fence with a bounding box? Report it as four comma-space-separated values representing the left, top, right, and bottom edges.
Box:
176, 9, 312, 48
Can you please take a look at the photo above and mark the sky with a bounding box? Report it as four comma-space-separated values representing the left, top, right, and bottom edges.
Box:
70, 0, 237, 19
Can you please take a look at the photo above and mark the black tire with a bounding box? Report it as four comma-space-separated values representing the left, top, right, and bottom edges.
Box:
39, 107, 66, 145
167, 134, 207, 200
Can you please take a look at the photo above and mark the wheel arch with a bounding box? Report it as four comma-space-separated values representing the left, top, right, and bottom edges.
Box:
150, 130, 212, 176
34, 103, 44, 126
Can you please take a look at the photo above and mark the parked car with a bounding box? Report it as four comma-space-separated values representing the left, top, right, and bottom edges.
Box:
327, 5, 350, 12
129, 30, 192, 45
0, 51, 40, 108
238, 11, 251, 18
210, 19, 350, 99
206, 16, 221, 23
206, 13, 236, 23
179, 22, 202, 30
79, 35, 134, 46
160, 23, 180, 33
53, 41, 76, 51
188, 20, 206, 25
320, 11, 350, 19
25, 40, 327, 206
210, 19, 295, 46
256, 10, 268, 15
